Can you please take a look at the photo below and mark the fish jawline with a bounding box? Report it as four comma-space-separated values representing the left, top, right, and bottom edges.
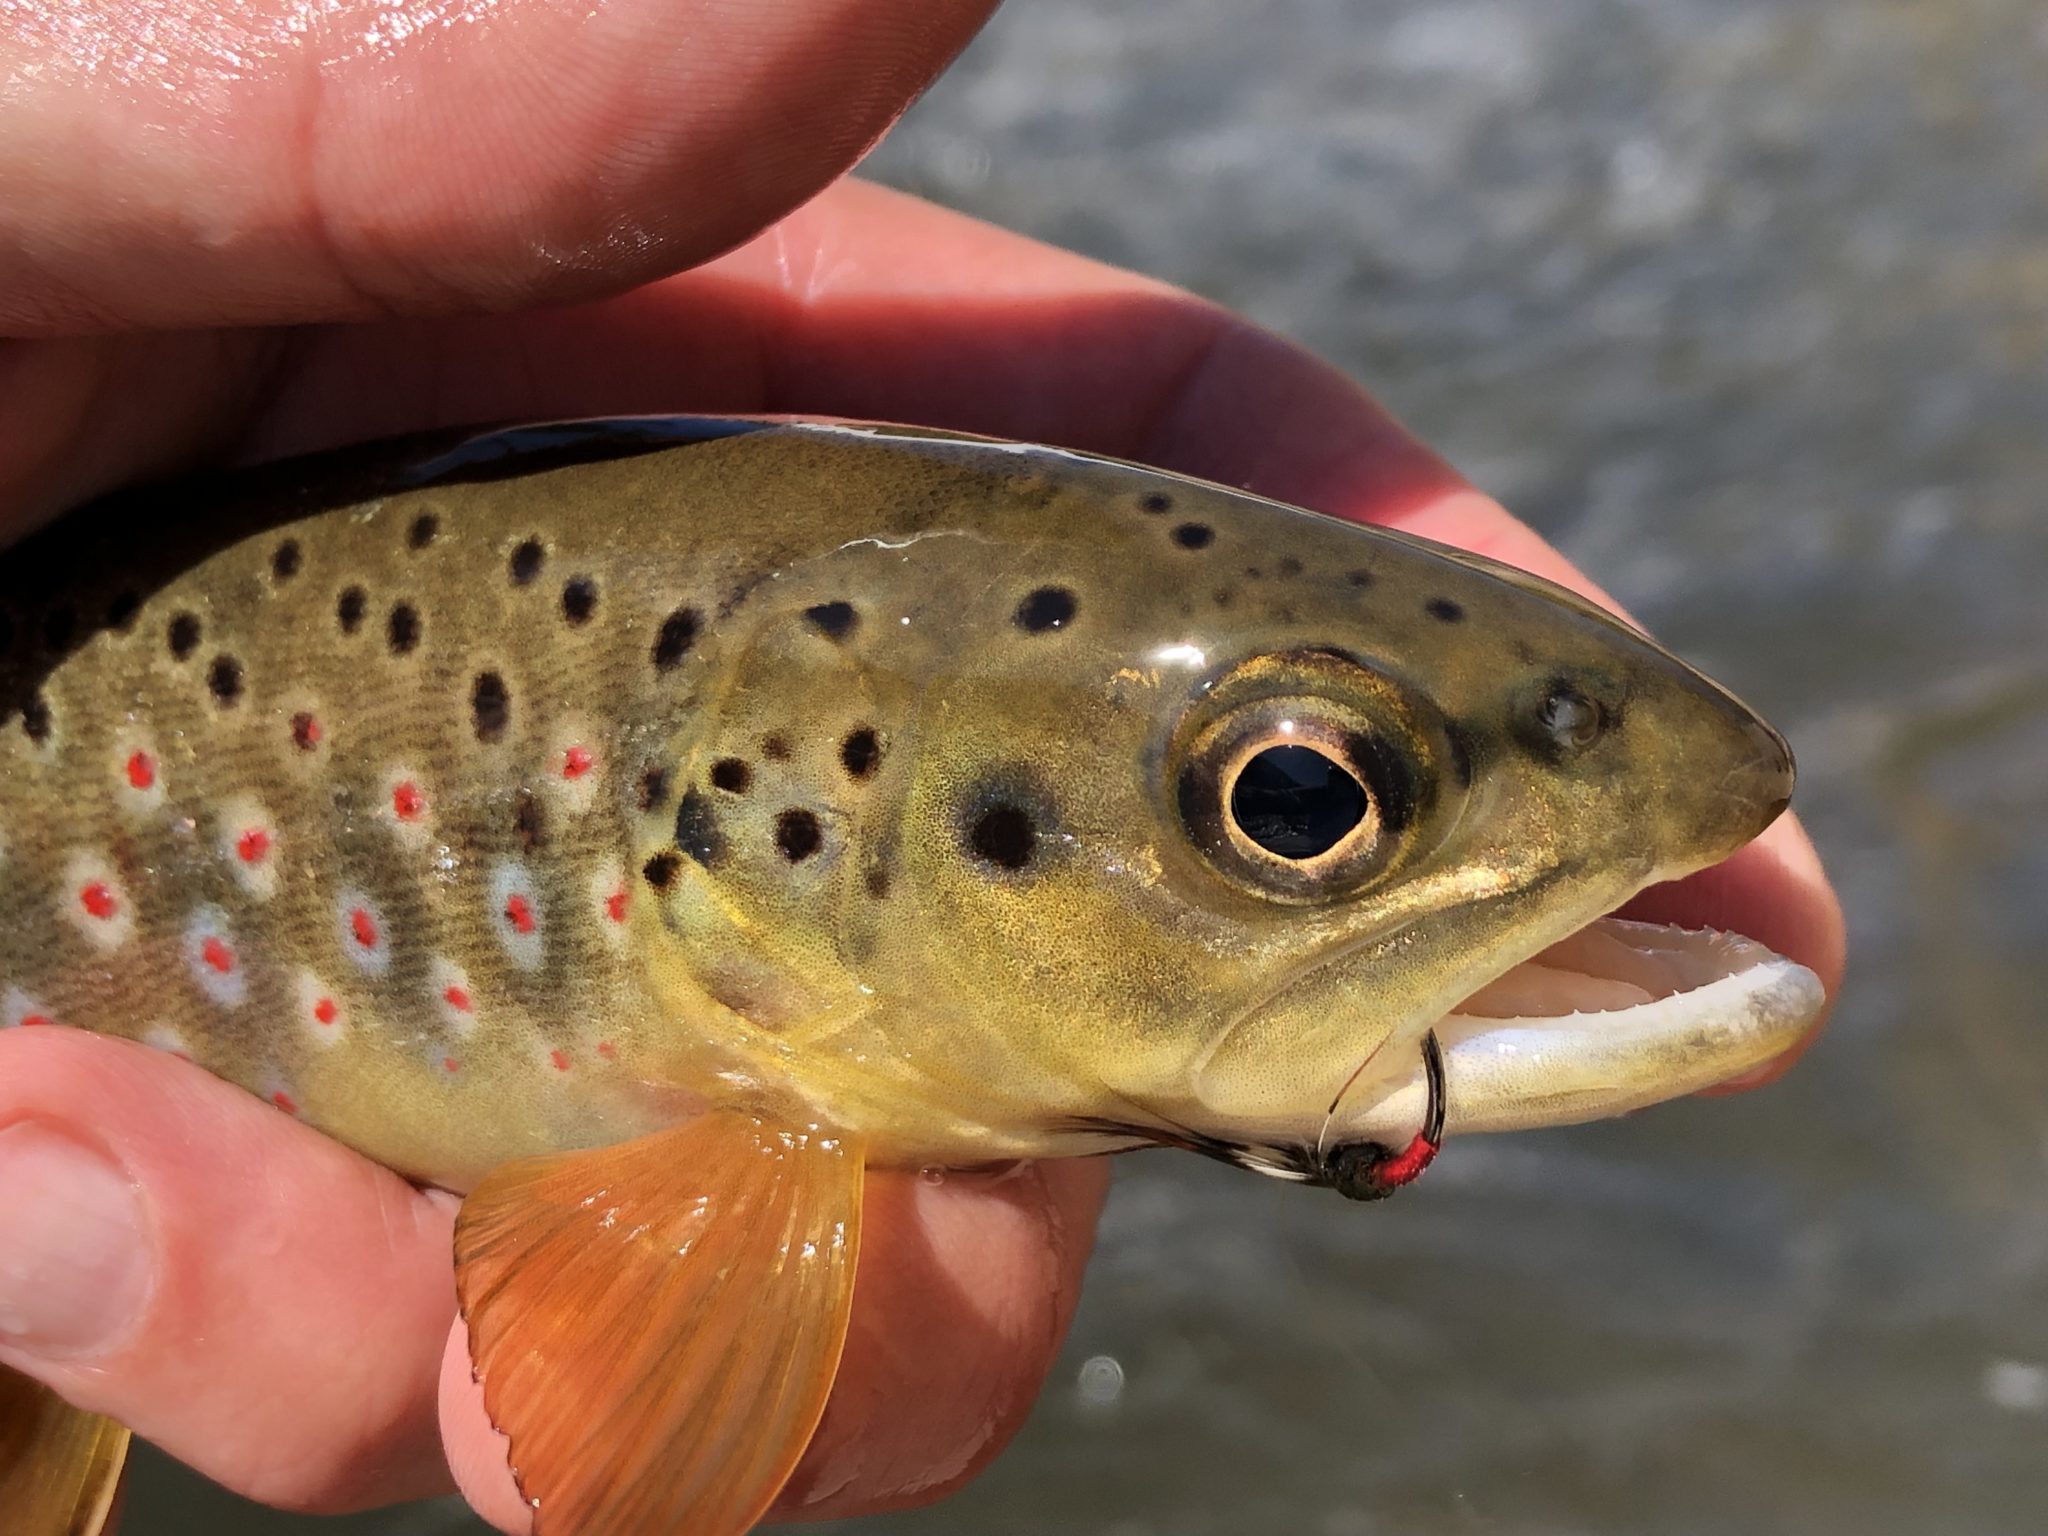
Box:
1332, 917, 1825, 1144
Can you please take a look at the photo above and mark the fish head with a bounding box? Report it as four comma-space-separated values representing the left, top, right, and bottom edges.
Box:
632, 439, 1820, 1176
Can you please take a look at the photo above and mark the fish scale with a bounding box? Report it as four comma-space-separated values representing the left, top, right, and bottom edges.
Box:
0, 417, 1821, 1536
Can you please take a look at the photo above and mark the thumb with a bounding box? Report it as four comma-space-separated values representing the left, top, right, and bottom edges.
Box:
0, 1028, 461, 1512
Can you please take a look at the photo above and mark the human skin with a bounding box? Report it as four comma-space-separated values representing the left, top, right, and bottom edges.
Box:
0, 2, 1846, 1530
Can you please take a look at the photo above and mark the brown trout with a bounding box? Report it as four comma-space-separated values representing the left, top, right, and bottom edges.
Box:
0, 418, 1823, 1536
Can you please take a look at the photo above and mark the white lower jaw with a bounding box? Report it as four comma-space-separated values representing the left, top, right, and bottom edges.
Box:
1335, 919, 1826, 1143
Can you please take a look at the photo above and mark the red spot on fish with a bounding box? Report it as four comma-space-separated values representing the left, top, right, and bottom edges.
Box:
125, 751, 156, 789
605, 889, 629, 923
201, 936, 235, 974
596, 1040, 618, 1060
549, 1049, 570, 1072
272, 1090, 299, 1115
20, 1014, 52, 1028
392, 781, 426, 821
292, 712, 322, 750
79, 882, 117, 920
562, 745, 594, 779
237, 828, 271, 863
443, 985, 474, 1014
313, 997, 339, 1026
350, 907, 379, 949
443, 1057, 462, 1074
504, 894, 536, 934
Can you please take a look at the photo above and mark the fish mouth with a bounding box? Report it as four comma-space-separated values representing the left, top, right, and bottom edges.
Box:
1328, 917, 1825, 1147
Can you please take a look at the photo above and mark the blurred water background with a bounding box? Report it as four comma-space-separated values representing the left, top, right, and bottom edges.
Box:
128, 1, 2048, 1532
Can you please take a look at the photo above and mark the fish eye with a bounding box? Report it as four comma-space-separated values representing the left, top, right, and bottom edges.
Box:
1168, 650, 1442, 904
1228, 744, 1368, 859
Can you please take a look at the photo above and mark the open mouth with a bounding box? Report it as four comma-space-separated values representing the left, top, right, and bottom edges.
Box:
1334, 917, 1826, 1146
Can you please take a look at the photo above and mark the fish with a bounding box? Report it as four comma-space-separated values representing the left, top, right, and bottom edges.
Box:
0, 417, 1825, 1535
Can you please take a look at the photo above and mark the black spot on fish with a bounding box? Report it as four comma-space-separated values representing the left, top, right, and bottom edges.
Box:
104, 591, 141, 632
1014, 586, 1076, 633
710, 758, 751, 794
653, 607, 698, 671
168, 612, 202, 659
510, 539, 545, 585
840, 728, 881, 780
472, 672, 510, 742
775, 808, 822, 862
562, 578, 598, 626
271, 541, 302, 582
408, 513, 439, 550
762, 733, 791, 762
642, 851, 681, 890
291, 712, 321, 752
967, 803, 1037, 871
387, 603, 422, 655
514, 789, 546, 852
1277, 556, 1305, 578
675, 789, 724, 867
1173, 523, 1215, 550
637, 765, 671, 812
1140, 491, 1173, 515
1347, 569, 1375, 589
207, 655, 243, 705
804, 601, 857, 641
21, 693, 51, 744
40, 607, 75, 653
1426, 597, 1464, 624
865, 866, 891, 899
336, 588, 366, 635
1211, 586, 1237, 609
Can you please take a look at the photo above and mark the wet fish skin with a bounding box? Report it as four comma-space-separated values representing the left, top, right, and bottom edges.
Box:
0, 418, 1790, 1188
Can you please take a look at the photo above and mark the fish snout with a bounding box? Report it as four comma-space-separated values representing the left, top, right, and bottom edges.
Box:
1647, 663, 1797, 868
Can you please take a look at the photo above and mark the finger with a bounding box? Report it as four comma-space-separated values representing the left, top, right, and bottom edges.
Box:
0, 1028, 460, 1512
0, 0, 998, 332
437, 1160, 1111, 1533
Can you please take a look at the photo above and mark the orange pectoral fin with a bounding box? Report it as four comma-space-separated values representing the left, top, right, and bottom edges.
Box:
453, 1109, 864, 1536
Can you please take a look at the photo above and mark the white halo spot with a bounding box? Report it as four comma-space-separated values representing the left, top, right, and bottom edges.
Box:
217, 794, 281, 901
114, 738, 167, 815
294, 970, 349, 1046
588, 857, 630, 951
1, 988, 54, 1029
489, 861, 544, 970
430, 957, 480, 1036
185, 904, 248, 1008
337, 891, 392, 976
60, 850, 135, 952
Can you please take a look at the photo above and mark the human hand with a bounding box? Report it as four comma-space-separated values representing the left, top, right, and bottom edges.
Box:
0, 1, 1845, 1530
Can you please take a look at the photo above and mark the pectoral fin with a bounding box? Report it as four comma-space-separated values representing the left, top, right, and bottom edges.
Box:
454, 1109, 864, 1536
0, 1366, 129, 1536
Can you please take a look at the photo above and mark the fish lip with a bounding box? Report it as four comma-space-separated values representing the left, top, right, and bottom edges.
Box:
1323, 915, 1826, 1150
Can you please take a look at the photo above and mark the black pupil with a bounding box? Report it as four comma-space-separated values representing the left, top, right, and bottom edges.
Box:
1230, 745, 1367, 859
